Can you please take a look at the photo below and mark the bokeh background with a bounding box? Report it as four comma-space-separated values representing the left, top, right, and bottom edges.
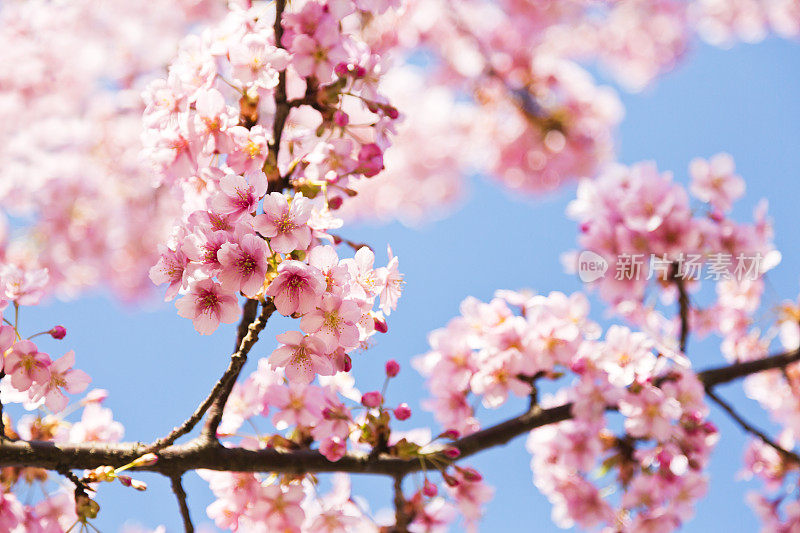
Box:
16, 36, 800, 531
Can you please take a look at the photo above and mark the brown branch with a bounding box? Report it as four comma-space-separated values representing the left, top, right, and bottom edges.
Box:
145, 299, 275, 452
671, 263, 690, 353
201, 299, 277, 441
705, 388, 800, 464
0, 349, 798, 479
392, 474, 410, 533
170, 474, 194, 533
265, 0, 291, 193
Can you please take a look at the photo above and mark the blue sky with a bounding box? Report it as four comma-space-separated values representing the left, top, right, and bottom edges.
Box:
14, 36, 800, 531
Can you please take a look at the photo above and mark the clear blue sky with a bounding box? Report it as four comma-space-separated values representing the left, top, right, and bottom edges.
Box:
16, 36, 800, 531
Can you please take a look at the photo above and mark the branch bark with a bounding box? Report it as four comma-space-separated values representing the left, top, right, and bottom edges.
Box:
201, 299, 276, 441
145, 299, 275, 452
393, 474, 410, 533
1, 350, 797, 478
705, 387, 800, 463
170, 474, 194, 533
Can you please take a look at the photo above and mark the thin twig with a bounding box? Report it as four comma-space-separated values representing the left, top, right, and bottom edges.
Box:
145, 299, 275, 453
705, 387, 800, 464
201, 299, 277, 440
170, 474, 194, 533
0, 371, 5, 440
392, 474, 410, 533
671, 263, 690, 353
56, 466, 91, 494
265, 0, 291, 193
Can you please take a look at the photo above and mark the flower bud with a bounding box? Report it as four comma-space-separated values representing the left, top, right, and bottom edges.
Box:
456, 466, 483, 482
440, 429, 460, 440
334, 62, 349, 77
83, 389, 109, 404
130, 453, 159, 468
442, 446, 460, 459
334, 110, 349, 127
393, 403, 411, 421
343, 354, 352, 373
49, 325, 66, 339
328, 196, 343, 210
373, 316, 388, 333
422, 479, 438, 497
361, 391, 383, 408
443, 472, 460, 487
385, 360, 400, 377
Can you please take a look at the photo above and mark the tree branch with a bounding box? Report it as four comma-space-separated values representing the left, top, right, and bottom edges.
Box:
671, 264, 690, 353
1, 350, 798, 479
145, 299, 275, 452
265, 0, 291, 193
170, 474, 194, 533
393, 474, 410, 532
705, 387, 800, 464
201, 299, 277, 441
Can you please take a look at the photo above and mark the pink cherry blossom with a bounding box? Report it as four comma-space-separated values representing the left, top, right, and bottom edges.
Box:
175, 278, 240, 334
4, 339, 50, 392
212, 171, 268, 219
689, 152, 745, 212
225, 125, 269, 174
300, 294, 361, 351
265, 260, 326, 316
149, 244, 189, 301
29, 350, 90, 413
217, 233, 270, 297
253, 193, 313, 254
269, 331, 333, 383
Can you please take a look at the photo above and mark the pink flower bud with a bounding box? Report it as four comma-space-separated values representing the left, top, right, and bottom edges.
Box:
373, 316, 388, 333
117, 475, 132, 487
334, 63, 349, 77
334, 110, 349, 127
456, 466, 483, 482
83, 389, 109, 404
569, 357, 587, 374
443, 472, 460, 487
443, 446, 460, 459
422, 479, 438, 497
343, 354, 352, 373
131, 479, 148, 491
357, 143, 384, 177
130, 453, 159, 467
328, 196, 343, 210
361, 391, 383, 408
49, 325, 66, 339
385, 359, 400, 377
383, 105, 399, 119
440, 429, 460, 440
393, 403, 411, 420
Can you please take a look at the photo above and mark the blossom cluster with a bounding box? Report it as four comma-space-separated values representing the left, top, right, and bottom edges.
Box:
338, 0, 800, 222
0, 387, 128, 531
0, 0, 223, 302
142, 0, 402, 209
416, 290, 717, 530
145, 2, 406, 384
0, 265, 131, 531
566, 156, 778, 358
